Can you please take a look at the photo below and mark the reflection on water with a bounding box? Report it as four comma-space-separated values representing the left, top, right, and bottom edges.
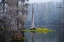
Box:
26, 37, 58, 42
24, 26, 64, 42
25, 32, 58, 42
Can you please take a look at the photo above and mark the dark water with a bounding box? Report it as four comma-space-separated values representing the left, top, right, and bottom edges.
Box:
24, 25, 64, 42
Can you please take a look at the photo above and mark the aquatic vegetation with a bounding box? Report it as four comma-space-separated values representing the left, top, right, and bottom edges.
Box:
21, 28, 56, 34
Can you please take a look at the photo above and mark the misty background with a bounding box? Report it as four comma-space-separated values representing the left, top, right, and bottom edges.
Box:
24, 0, 64, 42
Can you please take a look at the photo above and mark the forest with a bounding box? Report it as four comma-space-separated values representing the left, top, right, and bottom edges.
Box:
0, 0, 64, 42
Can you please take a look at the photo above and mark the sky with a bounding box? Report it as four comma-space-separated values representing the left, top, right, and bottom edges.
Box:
29, 0, 62, 3
0, 0, 62, 3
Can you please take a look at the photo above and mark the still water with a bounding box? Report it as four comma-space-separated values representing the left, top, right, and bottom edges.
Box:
24, 25, 64, 42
